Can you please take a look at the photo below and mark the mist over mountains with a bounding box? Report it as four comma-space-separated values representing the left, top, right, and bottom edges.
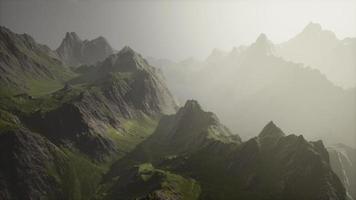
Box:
277, 22, 356, 88
0, 23, 355, 200
151, 23, 356, 147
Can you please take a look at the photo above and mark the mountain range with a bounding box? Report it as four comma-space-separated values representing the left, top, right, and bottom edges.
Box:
0, 25, 354, 200
277, 22, 356, 88
101, 101, 345, 200
153, 23, 356, 147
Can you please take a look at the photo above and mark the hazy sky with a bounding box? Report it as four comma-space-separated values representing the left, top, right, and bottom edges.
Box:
1, 0, 355, 61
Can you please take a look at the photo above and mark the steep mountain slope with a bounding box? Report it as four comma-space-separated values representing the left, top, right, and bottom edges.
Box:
101, 100, 345, 200
0, 128, 100, 200
107, 100, 240, 169
158, 32, 356, 147
56, 32, 114, 67
174, 122, 345, 200
22, 46, 177, 160
0, 127, 112, 200
277, 22, 356, 88
0, 129, 65, 200
0, 29, 178, 199
328, 144, 356, 200
0, 26, 74, 95
100, 100, 240, 199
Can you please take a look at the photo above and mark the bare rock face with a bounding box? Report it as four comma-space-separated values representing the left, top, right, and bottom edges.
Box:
328, 144, 356, 200
0, 129, 69, 200
56, 32, 114, 67
0, 26, 72, 92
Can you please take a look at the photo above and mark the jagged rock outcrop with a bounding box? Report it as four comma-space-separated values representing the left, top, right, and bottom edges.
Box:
0, 26, 73, 93
56, 32, 114, 67
328, 144, 356, 200
244, 33, 276, 57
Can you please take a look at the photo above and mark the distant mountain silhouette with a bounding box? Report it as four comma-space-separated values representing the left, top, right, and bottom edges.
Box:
156, 32, 356, 147
277, 22, 356, 88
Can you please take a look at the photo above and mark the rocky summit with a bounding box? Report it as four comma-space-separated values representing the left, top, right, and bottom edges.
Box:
56, 32, 114, 67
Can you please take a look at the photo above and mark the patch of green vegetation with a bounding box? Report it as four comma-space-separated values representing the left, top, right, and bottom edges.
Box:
0, 109, 20, 131
46, 148, 82, 200
138, 163, 155, 181
26, 79, 64, 97
5, 82, 91, 115
106, 115, 159, 156
46, 147, 108, 200
63, 148, 107, 200
159, 170, 201, 200
136, 163, 201, 200
96, 163, 201, 200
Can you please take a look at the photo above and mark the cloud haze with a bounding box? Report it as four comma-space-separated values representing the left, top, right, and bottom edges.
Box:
1, 0, 355, 60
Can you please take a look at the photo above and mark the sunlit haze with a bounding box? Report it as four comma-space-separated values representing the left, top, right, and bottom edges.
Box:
1, 0, 355, 61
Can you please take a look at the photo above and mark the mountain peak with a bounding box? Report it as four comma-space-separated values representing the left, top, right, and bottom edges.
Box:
256, 33, 268, 43
175, 100, 205, 119
254, 33, 273, 47
245, 33, 275, 56
174, 100, 222, 128
303, 22, 322, 33
57, 32, 114, 66
64, 32, 81, 43
206, 48, 227, 62
118, 46, 136, 56
258, 121, 285, 138
182, 99, 202, 112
